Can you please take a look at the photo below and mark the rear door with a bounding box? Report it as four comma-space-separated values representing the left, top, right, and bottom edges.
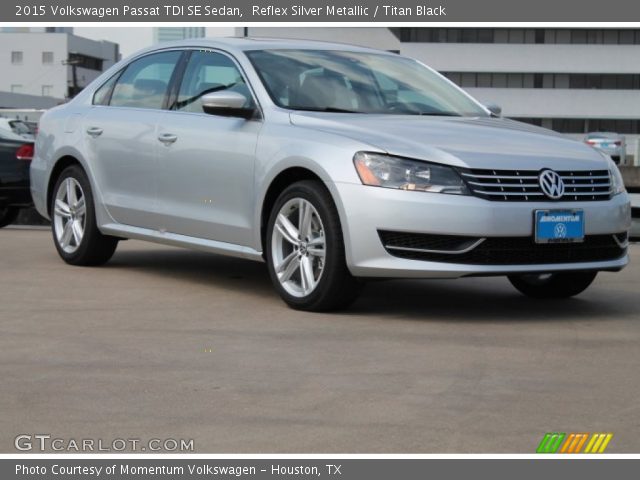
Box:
83, 50, 183, 229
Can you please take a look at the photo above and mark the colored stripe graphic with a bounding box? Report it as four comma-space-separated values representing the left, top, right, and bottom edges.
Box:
560, 433, 589, 453
537, 433, 614, 453
537, 433, 566, 453
584, 433, 613, 453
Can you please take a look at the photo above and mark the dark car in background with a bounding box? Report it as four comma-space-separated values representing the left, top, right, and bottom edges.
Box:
0, 129, 34, 227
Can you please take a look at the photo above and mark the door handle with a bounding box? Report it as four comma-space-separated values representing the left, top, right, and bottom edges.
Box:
158, 133, 178, 145
86, 126, 103, 137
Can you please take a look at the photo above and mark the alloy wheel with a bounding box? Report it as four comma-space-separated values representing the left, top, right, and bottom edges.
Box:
53, 177, 86, 254
271, 198, 326, 297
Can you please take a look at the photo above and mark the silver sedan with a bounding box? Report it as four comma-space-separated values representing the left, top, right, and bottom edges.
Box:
30, 38, 631, 310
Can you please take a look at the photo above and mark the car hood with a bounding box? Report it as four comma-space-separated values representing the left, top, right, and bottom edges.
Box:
289, 113, 608, 171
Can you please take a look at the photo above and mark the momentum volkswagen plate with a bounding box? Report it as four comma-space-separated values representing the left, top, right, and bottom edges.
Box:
535, 209, 585, 244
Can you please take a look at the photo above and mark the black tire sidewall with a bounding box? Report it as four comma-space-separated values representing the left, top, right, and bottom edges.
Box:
266, 181, 350, 310
509, 271, 598, 298
50, 165, 108, 265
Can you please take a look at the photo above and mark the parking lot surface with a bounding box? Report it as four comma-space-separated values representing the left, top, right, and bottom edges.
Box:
1, 227, 639, 453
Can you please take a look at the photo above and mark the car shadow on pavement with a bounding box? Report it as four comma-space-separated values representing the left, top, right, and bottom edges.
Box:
108, 247, 635, 323
107, 248, 276, 298
348, 277, 635, 323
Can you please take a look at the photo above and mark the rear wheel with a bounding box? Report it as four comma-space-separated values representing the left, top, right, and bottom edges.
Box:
0, 207, 19, 228
51, 165, 118, 266
508, 271, 597, 299
266, 180, 361, 311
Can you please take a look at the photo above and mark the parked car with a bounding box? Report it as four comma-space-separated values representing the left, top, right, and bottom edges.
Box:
30, 39, 631, 310
24, 121, 39, 137
0, 129, 34, 227
0, 117, 35, 142
585, 132, 626, 165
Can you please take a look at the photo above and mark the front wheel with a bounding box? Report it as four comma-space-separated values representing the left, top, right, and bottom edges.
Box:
0, 207, 19, 228
266, 180, 361, 311
508, 271, 598, 299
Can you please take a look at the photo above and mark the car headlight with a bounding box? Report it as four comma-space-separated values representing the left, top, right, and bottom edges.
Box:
609, 161, 626, 196
353, 152, 470, 195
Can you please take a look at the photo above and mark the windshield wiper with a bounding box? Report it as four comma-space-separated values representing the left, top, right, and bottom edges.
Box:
292, 107, 360, 114
417, 111, 462, 117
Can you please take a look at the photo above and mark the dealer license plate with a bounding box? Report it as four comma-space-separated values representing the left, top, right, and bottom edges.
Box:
534, 209, 585, 244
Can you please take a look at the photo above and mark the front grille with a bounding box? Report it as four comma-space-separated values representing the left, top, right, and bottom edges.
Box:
379, 230, 626, 265
459, 168, 612, 202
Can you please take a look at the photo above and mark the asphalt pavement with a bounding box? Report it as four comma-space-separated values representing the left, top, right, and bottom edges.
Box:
1, 227, 638, 453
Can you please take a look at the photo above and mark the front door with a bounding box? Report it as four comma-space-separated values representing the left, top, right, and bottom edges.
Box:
156, 50, 262, 246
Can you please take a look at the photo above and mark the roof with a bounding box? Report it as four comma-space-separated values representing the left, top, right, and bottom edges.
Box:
136, 36, 388, 56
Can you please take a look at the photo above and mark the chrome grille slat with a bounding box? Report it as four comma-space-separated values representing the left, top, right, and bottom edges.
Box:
475, 190, 612, 197
466, 181, 541, 188
461, 173, 538, 180
460, 168, 611, 202
559, 175, 610, 180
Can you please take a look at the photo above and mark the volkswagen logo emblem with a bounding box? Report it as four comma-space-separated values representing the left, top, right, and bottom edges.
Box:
539, 169, 565, 200
554, 223, 567, 239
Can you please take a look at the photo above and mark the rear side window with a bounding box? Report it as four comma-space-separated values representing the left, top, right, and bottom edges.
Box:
109, 51, 181, 110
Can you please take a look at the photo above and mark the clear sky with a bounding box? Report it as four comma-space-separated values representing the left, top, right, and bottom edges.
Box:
74, 27, 237, 58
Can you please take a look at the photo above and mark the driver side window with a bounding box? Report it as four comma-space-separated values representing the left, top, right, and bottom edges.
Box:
175, 51, 253, 113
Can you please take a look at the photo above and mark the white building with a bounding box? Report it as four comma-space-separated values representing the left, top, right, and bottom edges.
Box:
247, 27, 640, 165
0, 30, 119, 100
74, 27, 236, 58
154, 27, 206, 43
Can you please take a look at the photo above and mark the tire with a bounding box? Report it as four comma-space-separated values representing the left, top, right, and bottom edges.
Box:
508, 271, 598, 299
266, 180, 361, 311
50, 165, 118, 266
0, 207, 19, 228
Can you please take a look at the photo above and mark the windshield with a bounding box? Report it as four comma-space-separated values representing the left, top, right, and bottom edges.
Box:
246, 49, 488, 117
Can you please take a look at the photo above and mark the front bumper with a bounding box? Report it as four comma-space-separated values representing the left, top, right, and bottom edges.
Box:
335, 182, 631, 278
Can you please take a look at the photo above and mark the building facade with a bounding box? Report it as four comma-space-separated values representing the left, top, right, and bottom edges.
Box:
247, 27, 640, 165
0, 31, 119, 101
154, 27, 206, 43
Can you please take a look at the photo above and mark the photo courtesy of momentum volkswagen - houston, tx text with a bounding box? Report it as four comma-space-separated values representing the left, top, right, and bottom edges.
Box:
30, 37, 631, 311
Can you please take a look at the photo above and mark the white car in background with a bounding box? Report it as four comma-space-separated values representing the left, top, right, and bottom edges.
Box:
585, 132, 626, 165
0, 118, 35, 141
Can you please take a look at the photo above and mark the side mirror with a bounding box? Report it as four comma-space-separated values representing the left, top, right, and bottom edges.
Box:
485, 103, 502, 117
200, 91, 255, 119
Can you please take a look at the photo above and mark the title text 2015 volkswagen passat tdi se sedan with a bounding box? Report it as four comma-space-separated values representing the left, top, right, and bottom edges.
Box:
30, 38, 631, 311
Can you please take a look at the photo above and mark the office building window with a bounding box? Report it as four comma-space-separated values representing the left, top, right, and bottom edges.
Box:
68, 53, 103, 71
11, 84, 23, 93
442, 72, 640, 90
42, 85, 53, 96
391, 28, 640, 45
515, 118, 640, 134
11, 51, 23, 64
42, 51, 54, 64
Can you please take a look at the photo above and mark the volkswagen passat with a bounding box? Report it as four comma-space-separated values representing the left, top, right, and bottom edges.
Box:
30, 38, 631, 311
